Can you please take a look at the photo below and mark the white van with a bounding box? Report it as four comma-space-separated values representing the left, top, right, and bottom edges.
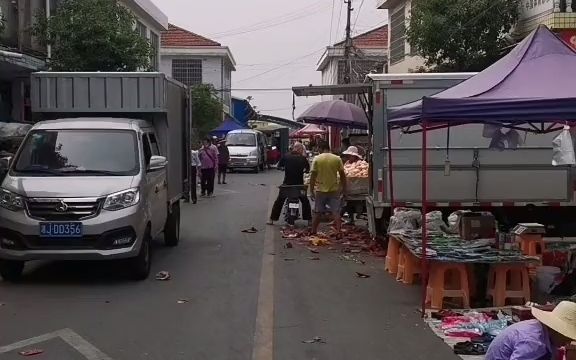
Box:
225, 129, 267, 172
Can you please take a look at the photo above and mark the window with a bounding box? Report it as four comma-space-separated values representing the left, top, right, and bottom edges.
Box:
149, 32, 159, 71
137, 21, 147, 39
390, 6, 406, 64
148, 133, 160, 156
172, 59, 203, 86
14, 130, 139, 176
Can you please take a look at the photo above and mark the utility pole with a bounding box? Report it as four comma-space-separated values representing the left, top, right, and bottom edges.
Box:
343, 0, 353, 85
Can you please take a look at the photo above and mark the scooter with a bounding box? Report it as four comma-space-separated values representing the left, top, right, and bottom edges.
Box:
279, 185, 307, 225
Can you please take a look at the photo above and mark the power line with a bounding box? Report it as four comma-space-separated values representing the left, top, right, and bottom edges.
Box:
208, 2, 330, 39
335, 0, 344, 42
352, 0, 365, 33
328, 0, 336, 45
234, 48, 325, 84
217, 88, 294, 92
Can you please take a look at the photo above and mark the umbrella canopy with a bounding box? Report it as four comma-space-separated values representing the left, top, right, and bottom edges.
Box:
289, 123, 327, 139
210, 118, 247, 137
297, 100, 368, 129
389, 25, 576, 128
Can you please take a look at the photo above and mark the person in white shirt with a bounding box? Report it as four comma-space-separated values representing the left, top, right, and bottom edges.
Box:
190, 149, 201, 204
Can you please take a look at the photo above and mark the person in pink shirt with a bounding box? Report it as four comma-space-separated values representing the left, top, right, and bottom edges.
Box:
199, 137, 219, 197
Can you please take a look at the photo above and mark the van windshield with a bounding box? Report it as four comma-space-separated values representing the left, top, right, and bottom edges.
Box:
226, 133, 256, 146
13, 129, 139, 176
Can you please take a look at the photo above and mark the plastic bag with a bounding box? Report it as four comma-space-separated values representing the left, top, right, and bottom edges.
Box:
552, 126, 576, 166
387, 208, 421, 233
447, 210, 471, 234
426, 211, 448, 232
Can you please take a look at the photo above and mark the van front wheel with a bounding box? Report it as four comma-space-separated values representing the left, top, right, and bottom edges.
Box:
164, 202, 181, 247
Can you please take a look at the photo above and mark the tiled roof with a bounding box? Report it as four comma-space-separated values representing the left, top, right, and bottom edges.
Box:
335, 25, 388, 49
161, 24, 221, 48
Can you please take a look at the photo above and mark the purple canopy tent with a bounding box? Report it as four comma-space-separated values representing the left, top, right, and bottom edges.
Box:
384, 25, 576, 315
389, 25, 576, 129
297, 100, 369, 130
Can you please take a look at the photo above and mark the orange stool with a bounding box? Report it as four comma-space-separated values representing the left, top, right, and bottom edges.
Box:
385, 237, 401, 275
517, 234, 545, 257
396, 247, 420, 284
426, 262, 470, 309
487, 264, 531, 307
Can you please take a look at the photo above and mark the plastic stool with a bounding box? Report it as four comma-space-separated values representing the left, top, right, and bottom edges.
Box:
517, 234, 545, 257
396, 247, 420, 284
385, 237, 401, 275
487, 265, 531, 307
426, 263, 470, 309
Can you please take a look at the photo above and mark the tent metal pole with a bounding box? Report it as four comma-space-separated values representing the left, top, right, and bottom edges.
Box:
387, 124, 395, 211
421, 119, 429, 317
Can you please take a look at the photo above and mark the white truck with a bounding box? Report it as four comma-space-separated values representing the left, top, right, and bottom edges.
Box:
366, 73, 574, 237
0, 72, 191, 281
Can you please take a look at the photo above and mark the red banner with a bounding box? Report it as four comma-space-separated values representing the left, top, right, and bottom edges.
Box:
558, 30, 576, 49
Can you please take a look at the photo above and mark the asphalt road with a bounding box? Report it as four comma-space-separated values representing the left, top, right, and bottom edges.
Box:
0, 171, 458, 360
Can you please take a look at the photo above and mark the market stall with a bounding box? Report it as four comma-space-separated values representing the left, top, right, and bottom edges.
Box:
385, 25, 576, 315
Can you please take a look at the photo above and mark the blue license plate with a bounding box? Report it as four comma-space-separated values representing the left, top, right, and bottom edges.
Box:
39, 222, 83, 238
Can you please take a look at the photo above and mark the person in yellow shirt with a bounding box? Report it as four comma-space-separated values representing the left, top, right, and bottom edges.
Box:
309, 141, 347, 234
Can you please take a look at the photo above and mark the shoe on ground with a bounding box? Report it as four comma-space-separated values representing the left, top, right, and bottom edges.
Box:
266, 220, 274, 225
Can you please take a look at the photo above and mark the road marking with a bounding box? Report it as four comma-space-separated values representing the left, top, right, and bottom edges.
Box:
251, 187, 276, 360
0, 328, 113, 359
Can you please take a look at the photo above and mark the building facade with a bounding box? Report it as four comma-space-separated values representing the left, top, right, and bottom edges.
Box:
317, 25, 388, 149
377, 0, 576, 73
160, 24, 236, 115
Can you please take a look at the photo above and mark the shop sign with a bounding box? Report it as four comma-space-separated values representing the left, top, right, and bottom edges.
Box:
559, 30, 576, 49
520, 0, 554, 19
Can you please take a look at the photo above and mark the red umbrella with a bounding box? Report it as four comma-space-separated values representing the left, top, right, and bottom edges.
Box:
289, 124, 327, 139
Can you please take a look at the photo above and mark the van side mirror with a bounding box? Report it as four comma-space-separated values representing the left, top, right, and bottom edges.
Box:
148, 155, 167, 171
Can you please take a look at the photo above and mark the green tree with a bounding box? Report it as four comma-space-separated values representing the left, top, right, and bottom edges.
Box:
34, 0, 151, 71
191, 84, 223, 142
406, 0, 520, 72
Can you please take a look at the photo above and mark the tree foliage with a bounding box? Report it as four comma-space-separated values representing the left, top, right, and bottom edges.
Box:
406, 0, 520, 72
34, 0, 151, 71
191, 84, 223, 142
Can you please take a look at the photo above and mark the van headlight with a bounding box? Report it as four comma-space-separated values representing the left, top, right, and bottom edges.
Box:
0, 189, 24, 211
103, 188, 140, 211
249, 150, 258, 158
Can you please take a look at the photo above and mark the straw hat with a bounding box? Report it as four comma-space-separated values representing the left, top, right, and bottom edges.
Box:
342, 146, 362, 159
532, 301, 576, 340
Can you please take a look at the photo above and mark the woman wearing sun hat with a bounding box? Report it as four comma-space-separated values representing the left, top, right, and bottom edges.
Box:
486, 301, 576, 360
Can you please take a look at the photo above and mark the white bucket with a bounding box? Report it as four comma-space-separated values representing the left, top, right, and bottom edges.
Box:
536, 266, 562, 294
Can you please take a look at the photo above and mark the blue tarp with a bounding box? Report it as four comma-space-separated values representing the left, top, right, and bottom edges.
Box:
389, 25, 576, 128
210, 118, 247, 137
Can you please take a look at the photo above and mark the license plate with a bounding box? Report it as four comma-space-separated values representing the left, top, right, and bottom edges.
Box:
288, 203, 300, 209
39, 222, 83, 238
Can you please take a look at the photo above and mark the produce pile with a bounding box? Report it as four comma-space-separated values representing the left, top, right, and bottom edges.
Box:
344, 160, 369, 178
281, 224, 385, 257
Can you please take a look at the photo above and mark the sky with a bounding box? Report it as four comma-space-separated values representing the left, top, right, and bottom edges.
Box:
152, 0, 386, 120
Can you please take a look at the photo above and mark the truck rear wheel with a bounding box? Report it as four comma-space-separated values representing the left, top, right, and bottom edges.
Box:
164, 202, 181, 247
0, 260, 24, 282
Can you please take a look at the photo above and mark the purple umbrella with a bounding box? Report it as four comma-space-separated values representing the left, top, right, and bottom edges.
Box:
297, 100, 368, 129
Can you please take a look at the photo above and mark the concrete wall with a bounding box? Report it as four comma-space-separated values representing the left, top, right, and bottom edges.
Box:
160, 55, 232, 110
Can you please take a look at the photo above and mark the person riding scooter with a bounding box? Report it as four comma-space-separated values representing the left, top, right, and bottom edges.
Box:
267, 142, 312, 225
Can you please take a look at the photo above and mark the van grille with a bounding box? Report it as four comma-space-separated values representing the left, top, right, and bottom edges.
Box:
26, 198, 102, 221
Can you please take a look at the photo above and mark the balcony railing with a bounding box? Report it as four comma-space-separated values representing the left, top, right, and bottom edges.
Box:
555, 0, 574, 12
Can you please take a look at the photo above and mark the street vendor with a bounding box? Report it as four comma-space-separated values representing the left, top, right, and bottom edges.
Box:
341, 146, 363, 225
342, 146, 363, 164
485, 301, 576, 360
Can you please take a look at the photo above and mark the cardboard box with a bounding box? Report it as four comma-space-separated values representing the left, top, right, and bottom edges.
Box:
459, 212, 496, 240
